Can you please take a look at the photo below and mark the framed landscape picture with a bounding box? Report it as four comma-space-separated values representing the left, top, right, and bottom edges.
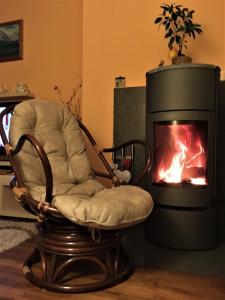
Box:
0, 19, 23, 62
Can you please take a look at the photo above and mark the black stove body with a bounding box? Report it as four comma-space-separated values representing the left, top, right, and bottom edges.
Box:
145, 64, 222, 250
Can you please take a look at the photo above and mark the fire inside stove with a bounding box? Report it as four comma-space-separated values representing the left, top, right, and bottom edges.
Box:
153, 121, 208, 186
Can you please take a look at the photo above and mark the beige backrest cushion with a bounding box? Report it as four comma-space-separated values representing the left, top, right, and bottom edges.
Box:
9, 99, 93, 187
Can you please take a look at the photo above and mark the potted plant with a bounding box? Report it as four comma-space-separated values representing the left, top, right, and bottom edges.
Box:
154, 3, 203, 64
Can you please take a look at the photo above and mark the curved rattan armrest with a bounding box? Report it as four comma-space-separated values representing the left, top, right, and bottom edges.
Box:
8, 176, 38, 216
78, 119, 120, 186
10, 133, 53, 204
9, 176, 60, 217
102, 139, 152, 186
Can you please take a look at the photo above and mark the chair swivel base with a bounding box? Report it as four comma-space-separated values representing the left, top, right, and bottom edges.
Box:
23, 219, 133, 293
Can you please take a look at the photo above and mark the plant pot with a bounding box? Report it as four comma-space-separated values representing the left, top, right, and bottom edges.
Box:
172, 55, 192, 65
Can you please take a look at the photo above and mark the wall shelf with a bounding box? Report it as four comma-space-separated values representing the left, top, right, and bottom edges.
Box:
0, 93, 35, 103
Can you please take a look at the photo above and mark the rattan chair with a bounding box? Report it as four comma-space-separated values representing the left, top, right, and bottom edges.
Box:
0, 99, 153, 293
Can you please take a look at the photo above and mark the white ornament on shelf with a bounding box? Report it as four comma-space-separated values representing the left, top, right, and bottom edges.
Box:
16, 83, 29, 94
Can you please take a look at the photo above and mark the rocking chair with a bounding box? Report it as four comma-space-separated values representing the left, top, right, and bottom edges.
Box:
0, 99, 153, 293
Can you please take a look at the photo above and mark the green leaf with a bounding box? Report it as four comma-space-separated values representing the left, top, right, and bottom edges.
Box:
172, 12, 177, 21
175, 35, 181, 44
195, 28, 203, 34
168, 36, 175, 48
184, 20, 192, 29
160, 5, 169, 11
194, 23, 202, 27
165, 31, 172, 38
168, 5, 174, 13
154, 17, 162, 24
187, 10, 194, 18
180, 10, 185, 18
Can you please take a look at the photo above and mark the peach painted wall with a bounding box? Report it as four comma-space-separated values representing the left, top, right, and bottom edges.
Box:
0, 0, 83, 103
82, 0, 225, 149
1, 0, 224, 151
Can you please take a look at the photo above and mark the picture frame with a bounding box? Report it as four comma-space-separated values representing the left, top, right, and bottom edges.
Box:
0, 19, 23, 63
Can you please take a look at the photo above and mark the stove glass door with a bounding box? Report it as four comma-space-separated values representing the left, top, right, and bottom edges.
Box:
152, 120, 208, 187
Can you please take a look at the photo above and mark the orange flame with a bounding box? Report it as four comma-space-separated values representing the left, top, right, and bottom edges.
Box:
155, 124, 207, 186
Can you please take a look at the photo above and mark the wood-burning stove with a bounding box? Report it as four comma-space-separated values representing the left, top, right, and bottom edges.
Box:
145, 64, 220, 250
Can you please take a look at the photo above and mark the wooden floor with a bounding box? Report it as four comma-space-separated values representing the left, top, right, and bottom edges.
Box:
1, 239, 225, 300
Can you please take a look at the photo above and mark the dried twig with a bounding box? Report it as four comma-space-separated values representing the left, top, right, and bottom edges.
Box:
54, 78, 82, 120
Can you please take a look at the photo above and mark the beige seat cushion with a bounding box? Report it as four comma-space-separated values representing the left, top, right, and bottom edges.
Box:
29, 179, 153, 229
53, 185, 153, 229
9, 99, 154, 230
